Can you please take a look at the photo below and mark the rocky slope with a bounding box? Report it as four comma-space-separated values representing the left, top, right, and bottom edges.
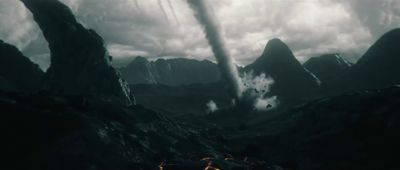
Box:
21, 0, 134, 105
0, 40, 44, 92
1, 92, 226, 170
1, 91, 289, 170
228, 86, 400, 170
120, 57, 220, 86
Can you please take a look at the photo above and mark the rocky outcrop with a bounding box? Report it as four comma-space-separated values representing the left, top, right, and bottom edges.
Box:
245, 39, 320, 103
304, 53, 352, 84
120, 57, 221, 86
0, 40, 44, 92
21, 0, 134, 104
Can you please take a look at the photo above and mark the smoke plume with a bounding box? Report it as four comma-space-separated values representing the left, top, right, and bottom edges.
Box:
206, 100, 218, 113
241, 72, 278, 111
187, 0, 242, 99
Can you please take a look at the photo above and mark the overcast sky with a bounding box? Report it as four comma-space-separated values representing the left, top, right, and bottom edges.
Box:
0, 0, 399, 70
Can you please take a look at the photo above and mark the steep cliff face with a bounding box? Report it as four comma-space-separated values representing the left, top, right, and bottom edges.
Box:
121, 57, 221, 86
0, 40, 44, 92
21, 0, 134, 104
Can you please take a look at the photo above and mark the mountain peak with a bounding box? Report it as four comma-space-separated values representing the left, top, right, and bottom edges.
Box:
266, 38, 285, 46
245, 38, 320, 102
249, 38, 304, 72
357, 28, 400, 66
304, 53, 352, 83
124, 56, 150, 74
266, 38, 285, 45
128, 56, 149, 66
133, 56, 148, 61
261, 38, 294, 60
343, 28, 400, 90
382, 28, 400, 38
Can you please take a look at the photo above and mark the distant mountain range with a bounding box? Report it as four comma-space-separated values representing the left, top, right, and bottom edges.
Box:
125, 28, 400, 95
120, 57, 220, 86
123, 38, 322, 105
130, 28, 400, 113
121, 39, 321, 100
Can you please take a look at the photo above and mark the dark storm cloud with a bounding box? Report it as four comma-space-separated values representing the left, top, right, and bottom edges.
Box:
343, 0, 400, 39
1, 0, 399, 70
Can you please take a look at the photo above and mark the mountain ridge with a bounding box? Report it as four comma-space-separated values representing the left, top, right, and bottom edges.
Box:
304, 53, 352, 84
120, 56, 221, 86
